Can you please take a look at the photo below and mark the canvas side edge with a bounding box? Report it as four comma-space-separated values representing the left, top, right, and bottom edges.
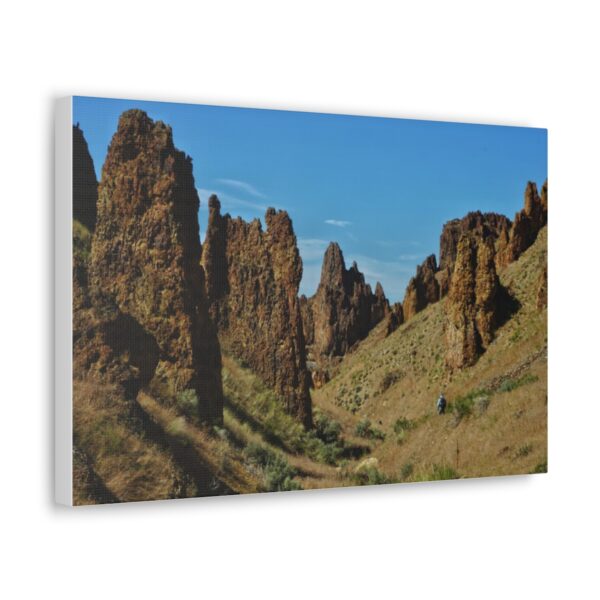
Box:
55, 97, 73, 506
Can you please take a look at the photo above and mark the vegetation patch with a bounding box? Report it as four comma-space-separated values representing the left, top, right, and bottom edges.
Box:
176, 389, 199, 421
531, 460, 547, 474
243, 442, 302, 492
499, 374, 539, 393
393, 417, 414, 444
355, 418, 386, 440
514, 443, 533, 459
415, 464, 460, 482
352, 466, 392, 486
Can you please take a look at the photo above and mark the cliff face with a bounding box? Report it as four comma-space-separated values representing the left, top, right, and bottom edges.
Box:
498, 181, 548, 267
536, 263, 548, 310
86, 110, 223, 422
444, 232, 504, 368
73, 124, 98, 231
308, 242, 389, 358
402, 254, 440, 320
385, 302, 404, 336
439, 211, 512, 290
202, 196, 312, 427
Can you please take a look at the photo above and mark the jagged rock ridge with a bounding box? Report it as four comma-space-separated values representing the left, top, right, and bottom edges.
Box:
302, 242, 390, 384
202, 196, 312, 427
82, 110, 223, 422
497, 181, 548, 267
403, 254, 440, 320
73, 124, 98, 231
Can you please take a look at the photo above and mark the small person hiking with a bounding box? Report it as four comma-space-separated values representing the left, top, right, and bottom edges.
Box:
437, 392, 447, 415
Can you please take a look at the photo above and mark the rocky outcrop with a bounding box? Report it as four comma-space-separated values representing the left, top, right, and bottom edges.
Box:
299, 294, 314, 346
402, 254, 440, 320
536, 264, 548, 309
444, 231, 506, 369
301, 243, 390, 385
439, 211, 512, 283
309, 243, 389, 357
372, 282, 389, 324
497, 181, 548, 267
86, 110, 223, 423
73, 124, 98, 231
202, 196, 312, 427
385, 302, 404, 336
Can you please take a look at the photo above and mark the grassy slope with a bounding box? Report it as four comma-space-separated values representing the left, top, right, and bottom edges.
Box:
312, 227, 548, 482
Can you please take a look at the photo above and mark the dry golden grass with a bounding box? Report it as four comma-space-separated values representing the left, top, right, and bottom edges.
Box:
73, 380, 183, 504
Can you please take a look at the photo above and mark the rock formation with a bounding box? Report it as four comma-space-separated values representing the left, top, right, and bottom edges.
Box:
86, 110, 223, 423
202, 196, 312, 427
385, 302, 404, 336
444, 231, 505, 368
402, 254, 440, 320
299, 294, 314, 346
438, 211, 512, 291
307, 242, 389, 359
536, 264, 548, 309
497, 181, 548, 267
73, 124, 98, 231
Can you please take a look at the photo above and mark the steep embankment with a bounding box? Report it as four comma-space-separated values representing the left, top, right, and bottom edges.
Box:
312, 227, 548, 481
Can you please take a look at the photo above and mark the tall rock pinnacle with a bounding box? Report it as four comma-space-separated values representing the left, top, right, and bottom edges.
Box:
72, 124, 98, 231
202, 197, 312, 427
89, 110, 223, 422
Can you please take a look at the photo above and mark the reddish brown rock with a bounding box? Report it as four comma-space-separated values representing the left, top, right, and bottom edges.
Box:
299, 294, 314, 346
402, 254, 440, 320
372, 281, 390, 324
73, 124, 98, 231
444, 231, 505, 369
202, 197, 312, 427
87, 110, 223, 423
309, 243, 389, 359
385, 302, 404, 336
439, 211, 512, 278
498, 181, 548, 267
536, 263, 548, 309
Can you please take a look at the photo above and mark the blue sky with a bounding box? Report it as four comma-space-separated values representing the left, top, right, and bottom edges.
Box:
73, 96, 547, 302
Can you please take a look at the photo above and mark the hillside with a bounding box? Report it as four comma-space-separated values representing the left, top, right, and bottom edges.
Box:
74, 224, 546, 501
312, 226, 548, 481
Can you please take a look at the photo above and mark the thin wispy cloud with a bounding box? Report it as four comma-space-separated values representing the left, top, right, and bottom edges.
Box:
325, 219, 352, 228
197, 188, 268, 214
216, 178, 266, 199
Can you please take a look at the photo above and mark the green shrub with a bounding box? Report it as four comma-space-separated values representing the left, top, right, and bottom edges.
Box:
353, 466, 391, 486
515, 443, 533, 458
176, 389, 199, 419
452, 396, 474, 419
314, 412, 342, 444
399, 462, 414, 481
393, 417, 413, 434
531, 460, 547, 474
415, 464, 460, 482
243, 442, 301, 492
499, 374, 539, 393
355, 418, 385, 440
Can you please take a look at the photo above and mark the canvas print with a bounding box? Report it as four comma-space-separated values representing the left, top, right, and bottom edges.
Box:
69, 96, 547, 504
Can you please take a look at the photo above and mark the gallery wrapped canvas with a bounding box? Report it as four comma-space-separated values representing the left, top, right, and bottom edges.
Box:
56, 96, 547, 505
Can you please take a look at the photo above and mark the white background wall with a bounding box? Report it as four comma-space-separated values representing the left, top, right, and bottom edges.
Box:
1, 1, 598, 598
